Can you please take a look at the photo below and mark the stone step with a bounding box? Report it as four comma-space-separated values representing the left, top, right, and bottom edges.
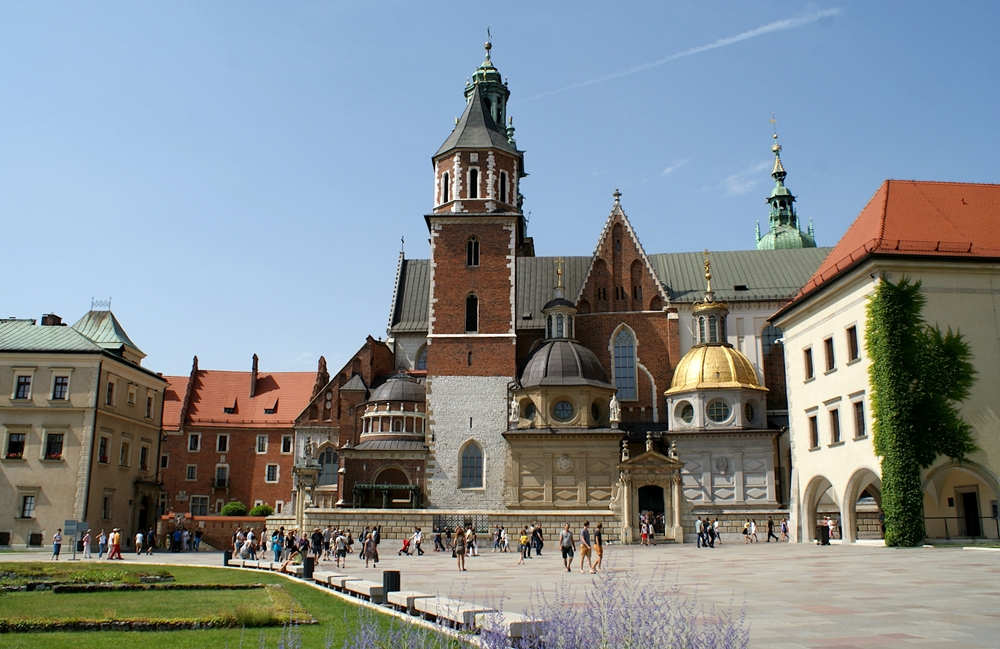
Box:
343, 579, 386, 604
473, 611, 544, 639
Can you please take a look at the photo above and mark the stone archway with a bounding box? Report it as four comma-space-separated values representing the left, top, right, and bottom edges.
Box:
374, 467, 413, 509
638, 485, 666, 534
802, 475, 839, 542
923, 460, 1000, 539
618, 449, 683, 543
842, 468, 883, 542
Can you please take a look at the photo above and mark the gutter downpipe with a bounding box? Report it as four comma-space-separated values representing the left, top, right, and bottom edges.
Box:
81, 358, 103, 521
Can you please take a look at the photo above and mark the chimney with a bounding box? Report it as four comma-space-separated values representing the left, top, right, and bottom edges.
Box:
41, 313, 63, 326
250, 354, 259, 398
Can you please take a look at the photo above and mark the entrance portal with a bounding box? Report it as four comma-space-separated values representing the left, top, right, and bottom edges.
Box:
959, 490, 982, 537
638, 485, 665, 533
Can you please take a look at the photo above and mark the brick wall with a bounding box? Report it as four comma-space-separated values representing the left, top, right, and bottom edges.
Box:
157, 514, 269, 550
160, 427, 294, 514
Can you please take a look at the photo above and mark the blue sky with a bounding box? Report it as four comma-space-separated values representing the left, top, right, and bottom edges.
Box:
3, 2, 997, 375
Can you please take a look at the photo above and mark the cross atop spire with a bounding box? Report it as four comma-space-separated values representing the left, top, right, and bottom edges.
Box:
613, 188, 622, 205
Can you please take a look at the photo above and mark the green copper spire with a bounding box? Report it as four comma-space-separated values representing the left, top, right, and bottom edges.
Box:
756, 116, 816, 250
463, 38, 510, 129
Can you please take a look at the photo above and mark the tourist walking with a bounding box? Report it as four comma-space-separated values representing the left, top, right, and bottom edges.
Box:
454, 525, 467, 571
579, 521, 594, 573
82, 529, 92, 559
780, 518, 789, 542
695, 517, 703, 548
500, 526, 509, 552
98, 529, 107, 559
531, 524, 544, 556
706, 521, 716, 548
109, 528, 123, 559
559, 523, 575, 572
134, 529, 143, 555
363, 532, 379, 568
467, 527, 478, 556
591, 523, 604, 573
713, 518, 722, 545
767, 517, 779, 542
413, 527, 424, 555
743, 520, 751, 544
51, 528, 62, 560
517, 527, 529, 565
145, 527, 156, 555
334, 530, 348, 569
750, 519, 759, 543
433, 528, 444, 552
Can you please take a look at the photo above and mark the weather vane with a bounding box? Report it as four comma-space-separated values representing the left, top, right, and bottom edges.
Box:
770, 113, 781, 153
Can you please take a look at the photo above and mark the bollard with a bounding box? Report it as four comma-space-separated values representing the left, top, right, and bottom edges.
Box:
383, 569, 401, 594
303, 556, 315, 579
223, 550, 232, 566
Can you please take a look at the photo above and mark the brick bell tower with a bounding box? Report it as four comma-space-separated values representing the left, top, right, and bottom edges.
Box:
423, 39, 531, 509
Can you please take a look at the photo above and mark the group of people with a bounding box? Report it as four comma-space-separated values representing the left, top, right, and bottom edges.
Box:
552, 521, 604, 573
53, 527, 136, 560
694, 516, 788, 547
249, 525, 386, 572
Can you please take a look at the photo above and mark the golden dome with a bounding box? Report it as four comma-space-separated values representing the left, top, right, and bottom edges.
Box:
666, 345, 767, 394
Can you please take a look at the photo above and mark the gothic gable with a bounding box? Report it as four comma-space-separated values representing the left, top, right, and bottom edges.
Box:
575, 199, 670, 314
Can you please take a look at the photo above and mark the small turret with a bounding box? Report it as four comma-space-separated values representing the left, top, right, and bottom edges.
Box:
755, 116, 817, 250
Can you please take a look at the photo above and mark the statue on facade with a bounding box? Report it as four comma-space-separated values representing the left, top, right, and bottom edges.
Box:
668, 439, 678, 459
609, 394, 621, 428
303, 435, 315, 462
645, 431, 654, 453
509, 395, 519, 428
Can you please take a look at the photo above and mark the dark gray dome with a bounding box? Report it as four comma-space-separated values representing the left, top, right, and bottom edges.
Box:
369, 375, 425, 402
542, 297, 576, 311
520, 340, 611, 388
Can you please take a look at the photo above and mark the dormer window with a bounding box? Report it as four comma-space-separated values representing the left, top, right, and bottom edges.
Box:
466, 236, 480, 267
468, 168, 479, 199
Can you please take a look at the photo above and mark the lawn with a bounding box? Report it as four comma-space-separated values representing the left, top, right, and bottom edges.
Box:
0, 563, 395, 649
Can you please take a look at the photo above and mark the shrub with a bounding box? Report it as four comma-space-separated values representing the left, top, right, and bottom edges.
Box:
232, 604, 280, 628
221, 501, 249, 516
249, 504, 274, 517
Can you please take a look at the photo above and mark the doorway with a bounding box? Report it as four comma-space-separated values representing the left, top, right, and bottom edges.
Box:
638, 485, 665, 533
958, 490, 982, 537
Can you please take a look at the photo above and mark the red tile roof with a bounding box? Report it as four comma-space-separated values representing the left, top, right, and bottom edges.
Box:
162, 375, 189, 431
777, 180, 1000, 316
164, 370, 316, 429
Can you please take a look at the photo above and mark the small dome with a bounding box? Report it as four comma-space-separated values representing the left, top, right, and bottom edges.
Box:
542, 296, 575, 311
369, 375, 425, 402
520, 340, 611, 388
666, 345, 766, 394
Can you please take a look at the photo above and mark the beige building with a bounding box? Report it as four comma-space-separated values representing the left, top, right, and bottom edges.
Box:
0, 310, 165, 548
774, 180, 1000, 543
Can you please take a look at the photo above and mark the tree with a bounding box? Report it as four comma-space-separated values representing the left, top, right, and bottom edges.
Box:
866, 277, 976, 546
221, 501, 248, 517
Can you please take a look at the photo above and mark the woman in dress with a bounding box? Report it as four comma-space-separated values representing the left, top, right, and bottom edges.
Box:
82, 529, 92, 559
453, 525, 467, 571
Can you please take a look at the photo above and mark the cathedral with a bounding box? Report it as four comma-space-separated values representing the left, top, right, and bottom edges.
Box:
291, 41, 830, 542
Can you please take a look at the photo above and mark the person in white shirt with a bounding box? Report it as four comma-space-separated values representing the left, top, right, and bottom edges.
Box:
134, 531, 144, 555
412, 527, 424, 556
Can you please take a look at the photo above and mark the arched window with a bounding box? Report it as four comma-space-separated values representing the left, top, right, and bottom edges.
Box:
613, 328, 637, 400
465, 294, 478, 332
415, 345, 428, 371
708, 315, 718, 343
466, 236, 479, 267
546, 315, 553, 339
555, 314, 564, 338
499, 171, 508, 203
469, 168, 479, 198
318, 448, 337, 485
441, 172, 450, 203
459, 441, 484, 488
567, 316, 574, 338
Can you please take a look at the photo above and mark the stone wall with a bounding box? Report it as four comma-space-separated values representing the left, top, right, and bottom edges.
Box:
425, 375, 510, 509
268, 507, 622, 543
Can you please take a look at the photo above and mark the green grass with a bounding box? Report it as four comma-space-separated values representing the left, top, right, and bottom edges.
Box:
0, 563, 170, 586
0, 563, 394, 649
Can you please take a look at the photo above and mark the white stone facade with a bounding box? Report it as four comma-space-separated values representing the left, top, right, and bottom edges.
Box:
425, 375, 511, 509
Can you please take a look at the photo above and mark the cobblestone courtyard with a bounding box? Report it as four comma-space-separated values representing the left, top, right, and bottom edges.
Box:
3, 541, 998, 648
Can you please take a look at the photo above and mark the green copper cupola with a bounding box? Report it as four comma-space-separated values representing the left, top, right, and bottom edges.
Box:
755, 121, 816, 250
464, 40, 510, 130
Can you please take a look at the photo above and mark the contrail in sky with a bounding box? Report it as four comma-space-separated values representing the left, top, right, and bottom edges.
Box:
523, 8, 842, 101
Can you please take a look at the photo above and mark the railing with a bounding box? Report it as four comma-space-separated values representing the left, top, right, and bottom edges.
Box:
924, 516, 1000, 540
432, 514, 492, 534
